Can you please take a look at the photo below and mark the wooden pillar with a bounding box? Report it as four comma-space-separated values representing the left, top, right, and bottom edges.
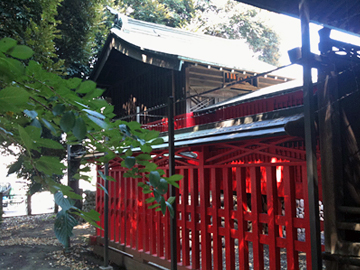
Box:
27, 194, 32, 216
299, 0, 322, 268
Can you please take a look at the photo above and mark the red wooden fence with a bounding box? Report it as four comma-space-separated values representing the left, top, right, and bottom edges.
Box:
95, 136, 324, 269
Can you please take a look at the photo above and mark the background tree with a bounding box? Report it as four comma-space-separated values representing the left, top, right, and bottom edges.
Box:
114, 0, 195, 28
186, 0, 280, 66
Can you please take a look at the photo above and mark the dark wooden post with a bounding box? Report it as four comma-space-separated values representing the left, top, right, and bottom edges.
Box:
168, 96, 177, 270
27, 194, 32, 216
299, 0, 322, 268
0, 192, 3, 220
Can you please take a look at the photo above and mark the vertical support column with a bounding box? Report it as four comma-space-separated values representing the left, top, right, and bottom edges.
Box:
168, 96, 177, 270
103, 161, 110, 267
299, 0, 322, 269
0, 192, 3, 220
27, 194, 32, 216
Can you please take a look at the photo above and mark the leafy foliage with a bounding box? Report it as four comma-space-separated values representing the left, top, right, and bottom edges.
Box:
186, 0, 280, 66
0, 38, 181, 246
114, 0, 195, 28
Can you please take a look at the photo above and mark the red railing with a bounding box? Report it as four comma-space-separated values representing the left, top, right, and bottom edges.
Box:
96, 138, 324, 270
142, 90, 303, 132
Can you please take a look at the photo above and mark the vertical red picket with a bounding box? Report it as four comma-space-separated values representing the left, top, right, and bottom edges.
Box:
190, 168, 200, 269
284, 166, 299, 270
199, 150, 211, 269
302, 165, 312, 270
136, 176, 143, 251
110, 177, 115, 241
266, 166, 281, 269
211, 168, 222, 269
223, 167, 235, 270
180, 168, 190, 266
120, 171, 126, 245
164, 168, 171, 260
236, 167, 249, 270
250, 166, 264, 269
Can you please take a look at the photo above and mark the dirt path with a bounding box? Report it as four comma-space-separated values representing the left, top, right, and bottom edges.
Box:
0, 214, 121, 270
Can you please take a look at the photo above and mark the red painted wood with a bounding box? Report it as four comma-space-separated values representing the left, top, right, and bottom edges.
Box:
250, 167, 264, 269
180, 168, 190, 266
120, 171, 126, 245
283, 166, 299, 270
164, 169, 171, 260
190, 168, 200, 269
302, 165, 312, 270
266, 166, 281, 270
223, 167, 235, 270
211, 168, 222, 269
199, 150, 212, 269
236, 167, 249, 270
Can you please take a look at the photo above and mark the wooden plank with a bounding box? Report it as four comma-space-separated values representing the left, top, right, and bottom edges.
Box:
199, 148, 212, 269
301, 165, 312, 270
236, 167, 249, 270
211, 167, 222, 269
284, 166, 299, 270
190, 168, 200, 269
120, 171, 126, 245
250, 167, 264, 269
266, 166, 281, 270
223, 167, 235, 270
180, 168, 190, 266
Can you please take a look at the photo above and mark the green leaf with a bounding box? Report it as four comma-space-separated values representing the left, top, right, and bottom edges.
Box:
7, 157, 23, 176
140, 144, 152, 153
97, 182, 108, 195
137, 182, 146, 188
153, 189, 161, 202
76, 80, 96, 94
36, 156, 66, 175
145, 197, 156, 204
127, 121, 141, 130
24, 110, 38, 119
142, 189, 153, 194
36, 138, 64, 149
145, 163, 158, 171
54, 210, 78, 247
98, 171, 107, 181
170, 182, 180, 188
60, 111, 75, 133
52, 104, 65, 116
86, 114, 108, 129
149, 171, 160, 188
157, 178, 168, 194
66, 78, 82, 89
0, 38, 17, 52
166, 202, 174, 218
145, 130, 160, 141
0, 87, 30, 112
167, 196, 176, 205
72, 117, 87, 140
136, 154, 151, 161
54, 191, 74, 212
148, 203, 160, 209
125, 149, 133, 157
18, 125, 35, 151
83, 109, 105, 119
41, 118, 57, 135
168, 174, 183, 181
160, 197, 166, 215
9, 45, 34, 60
30, 119, 42, 132
124, 156, 136, 168
0, 57, 24, 81
150, 138, 164, 145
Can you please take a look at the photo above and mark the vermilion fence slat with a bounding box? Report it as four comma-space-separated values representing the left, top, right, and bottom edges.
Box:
199, 153, 211, 269
190, 168, 200, 269
211, 168, 222, 269
302, 165, 312, 270
180, 168, 190, 266
223, 168, 235, 270
251, 167, 264, 269
284, 166, 299, 270
266, 166, 281, 270
236, 167, 249, 270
